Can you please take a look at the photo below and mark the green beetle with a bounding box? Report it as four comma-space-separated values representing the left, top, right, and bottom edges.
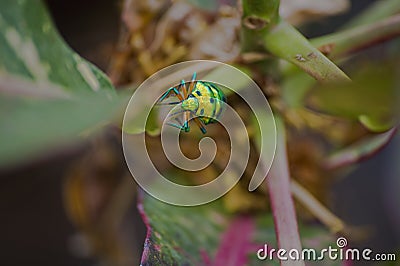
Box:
158, 72, 226, 134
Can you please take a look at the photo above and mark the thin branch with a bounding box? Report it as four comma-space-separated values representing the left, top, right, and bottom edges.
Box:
290, 179, 344, 233
241, 0, 350, 83
324, 127, 398, 170
262, 20, 350, 83
312, 14, 400, 59
266, 118, 304, 266
242, 0, 280, 30
343, 0, 400, 29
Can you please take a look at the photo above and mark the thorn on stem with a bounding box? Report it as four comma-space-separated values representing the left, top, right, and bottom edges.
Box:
318, 43, 336, 56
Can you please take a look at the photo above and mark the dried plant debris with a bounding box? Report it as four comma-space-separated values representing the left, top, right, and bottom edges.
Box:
109, 0, 241, 85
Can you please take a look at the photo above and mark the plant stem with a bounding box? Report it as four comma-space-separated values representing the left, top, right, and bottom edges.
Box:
343, 0, 400, 29
312, 14, 400, 59
242, 0, 280, 30
279, 15, 400, 105
262, 20, 350, 82
266, 118, 304, 266
290, 180, 344, 233
324, 127, 398, 170
241, 0, 350, 83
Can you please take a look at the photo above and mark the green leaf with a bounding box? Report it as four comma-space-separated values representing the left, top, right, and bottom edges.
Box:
307, 62, 399, 132
0, 92, 125, 168
282, 71, 315, 108
139, 192, 225, 265
0, 0, 115, 94
325, 128, 397, 169
0, 0, 121, 167
145, 108, 161, 136
139, 184, 342, 265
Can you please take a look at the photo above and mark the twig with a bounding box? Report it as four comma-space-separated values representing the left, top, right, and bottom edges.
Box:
266, 118, 304, 266
312, 14, 400, 59
241, 0, 350, 83
290, 179, 344, 233
343, 0, 400, 29
262, 21, 350, 83
324, 127, 398, 170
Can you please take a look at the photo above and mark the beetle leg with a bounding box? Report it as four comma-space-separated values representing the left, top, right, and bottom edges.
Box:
181, 79, 188, 99
167, 117, 186, 131
166, 122, 185, 131
187, 72, 197, 95
192, 116, 207, 134
182, 111, 190, 132
158, 81, 185, 103
159, 87, 179, 102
